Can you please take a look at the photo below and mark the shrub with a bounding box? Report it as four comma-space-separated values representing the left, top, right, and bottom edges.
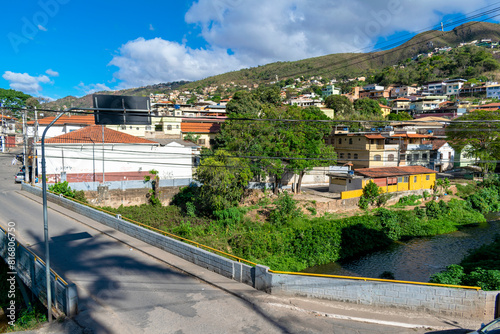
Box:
269, 191, 302, 225
425, 200, 441, 219
429, 264, 465, 285
48, 181, 75, 198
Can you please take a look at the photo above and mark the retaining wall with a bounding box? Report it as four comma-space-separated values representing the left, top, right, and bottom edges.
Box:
0, 225, 78, 317
22, 183, 499, 321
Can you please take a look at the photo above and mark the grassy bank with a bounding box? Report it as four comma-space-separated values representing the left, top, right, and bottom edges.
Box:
102, 195, 485, 272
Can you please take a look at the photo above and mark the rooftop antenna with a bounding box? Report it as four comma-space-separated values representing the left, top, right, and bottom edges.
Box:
441, 22, 444, 32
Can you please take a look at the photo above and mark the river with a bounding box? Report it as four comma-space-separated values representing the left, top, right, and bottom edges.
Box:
303, 218, 500, 283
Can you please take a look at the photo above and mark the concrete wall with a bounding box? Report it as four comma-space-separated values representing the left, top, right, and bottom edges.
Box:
22, 183, 498, 321
270, 269, 498, 321
0, 225, 78, 317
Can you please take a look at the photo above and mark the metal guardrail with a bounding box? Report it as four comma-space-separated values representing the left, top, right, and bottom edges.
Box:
35, 184, 481, 291
0, 225, 78, 316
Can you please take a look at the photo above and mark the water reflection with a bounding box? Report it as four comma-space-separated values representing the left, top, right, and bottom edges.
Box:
303, 220, 500, 283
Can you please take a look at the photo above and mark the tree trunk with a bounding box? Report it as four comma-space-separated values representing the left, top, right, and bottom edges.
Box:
297, 171, 305, 193
273, 174, 281, 195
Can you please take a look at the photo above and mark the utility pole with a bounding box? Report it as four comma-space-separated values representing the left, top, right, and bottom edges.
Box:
1, 108, 5, 153
102, 125, 105, 183
22, 108, 27, 174
32, 107, 38, 185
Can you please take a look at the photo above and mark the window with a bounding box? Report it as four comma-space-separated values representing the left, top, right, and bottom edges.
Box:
407, 155, 412, 161
422, 153, 428, 160
354, 154, 358, 159
349, 138, 353, 145
145, 126, 152, 131
440, 153, 444, 159
388, 154, 394, 162
401, 154, 406, 161
348, 153, 351, 159
404, 176, 409, 183
413, 154, 419, 161
176, 125, 180, 129
167, 125, 172, 131
426, 175, 430, 181
338, 138, 342, 145
339, 153, 344, 159
155, 124, 163, 131
374, 155, 381, 161
198, 139, 206, 145
448, 152, 452, 161
414, 176, 417, 183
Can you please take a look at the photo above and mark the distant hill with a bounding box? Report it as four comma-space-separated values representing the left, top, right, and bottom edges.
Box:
185, 21, 500, 89
45, 21, 500, 109
43, 81, 190, 110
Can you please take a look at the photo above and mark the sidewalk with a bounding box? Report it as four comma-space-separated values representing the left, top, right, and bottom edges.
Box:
17, 189, 484, 333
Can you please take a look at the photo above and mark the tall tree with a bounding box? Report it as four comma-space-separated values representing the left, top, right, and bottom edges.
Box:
446, 110, 500, 175
324, 95, 354, 115
354, 98, 382, 117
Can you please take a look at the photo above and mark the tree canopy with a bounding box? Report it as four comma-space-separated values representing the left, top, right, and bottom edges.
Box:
354, 98, 382, 117
324, 95, 354, 115
446, 109, 500, 174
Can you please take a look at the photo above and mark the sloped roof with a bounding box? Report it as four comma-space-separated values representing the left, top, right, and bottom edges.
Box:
390, 133, 431, 139
355, 166, 437, 178
429, 139, 448, 150
28, 115, 95, 126
181, 122, 221, 134
365, 134, 385, 139
42, 125, 157, 144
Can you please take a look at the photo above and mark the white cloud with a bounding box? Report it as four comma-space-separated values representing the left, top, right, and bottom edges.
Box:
149, 24, 155, 31
37, 24, 48, 32
76, 82, 112, 95
109, 37, 244, 88
2, 71, 51, 95
45, 69, 59, 77
109, 0, 499, 87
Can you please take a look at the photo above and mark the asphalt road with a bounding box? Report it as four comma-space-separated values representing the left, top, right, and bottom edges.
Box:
0, 150, 462, 334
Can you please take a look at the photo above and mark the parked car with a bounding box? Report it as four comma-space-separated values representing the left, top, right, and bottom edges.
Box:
469, 318, 500, 334
14, 172, 25, 183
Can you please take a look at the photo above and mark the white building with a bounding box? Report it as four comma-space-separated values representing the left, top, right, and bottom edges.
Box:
28, 115, 95, 138
37, 125, 193, 186
444, 79, 467, 96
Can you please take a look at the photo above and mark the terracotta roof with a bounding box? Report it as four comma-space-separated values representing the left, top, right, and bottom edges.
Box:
181, 122, 221, 134
429, 139, 448, 150
365, 134, 385, 139
42, 125, 157, 144
355, 166, 437, 178
28, 115, 95, 126
390, 134, 431, 139
379, 104, 391, 109
477, 103, 500, 109
392, 98, 410, 102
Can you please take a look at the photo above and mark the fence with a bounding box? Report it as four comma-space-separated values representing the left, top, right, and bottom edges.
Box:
0, 226, 78, 317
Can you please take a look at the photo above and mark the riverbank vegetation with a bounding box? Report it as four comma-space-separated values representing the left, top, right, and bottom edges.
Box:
102, 190, 487, 273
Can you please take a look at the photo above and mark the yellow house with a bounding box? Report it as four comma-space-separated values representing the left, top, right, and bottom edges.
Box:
339, 166, 437, 199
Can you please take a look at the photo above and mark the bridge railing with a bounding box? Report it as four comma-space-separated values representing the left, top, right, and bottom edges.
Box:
0, 225, 78, 317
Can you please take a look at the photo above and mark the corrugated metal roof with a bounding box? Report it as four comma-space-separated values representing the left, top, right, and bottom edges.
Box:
355, 166, 437, 178
28, 115, 95, 126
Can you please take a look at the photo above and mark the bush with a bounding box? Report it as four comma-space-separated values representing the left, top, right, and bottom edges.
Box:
49, 181, 75, 198
269, 191, 302, 225
429, 264, 465, 285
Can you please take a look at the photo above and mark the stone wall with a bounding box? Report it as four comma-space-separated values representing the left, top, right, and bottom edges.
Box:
85, 186, 184, 208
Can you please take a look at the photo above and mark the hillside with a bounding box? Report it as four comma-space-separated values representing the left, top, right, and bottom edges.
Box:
45, 21, 500, 109
186, 21, 500, 89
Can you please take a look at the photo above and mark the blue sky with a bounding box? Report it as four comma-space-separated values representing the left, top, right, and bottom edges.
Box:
1, 0, 500, 100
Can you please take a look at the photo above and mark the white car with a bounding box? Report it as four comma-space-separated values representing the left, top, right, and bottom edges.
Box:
469, 318, 500, 334
14, 172, 25, 183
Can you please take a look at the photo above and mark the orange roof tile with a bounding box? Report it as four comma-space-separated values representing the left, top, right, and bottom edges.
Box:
181, 122, 221, 134
355, 166, 437, 178
393, 98, 410, 101
28, 115, 95, 126
42, 125, 157, 144
390, 134, 431, 139
365, 134, 385, 139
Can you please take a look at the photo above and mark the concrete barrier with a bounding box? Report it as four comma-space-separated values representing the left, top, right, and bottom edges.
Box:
0, 225, 78, 317
22, 183, 499, 321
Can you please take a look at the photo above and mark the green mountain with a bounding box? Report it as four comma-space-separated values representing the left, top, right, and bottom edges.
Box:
45, 21, 500, 109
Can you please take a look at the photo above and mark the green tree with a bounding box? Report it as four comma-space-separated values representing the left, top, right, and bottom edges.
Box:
387, 112, 412, 121
144, 170, 161, 206
446, 110, 500, 175
183, 132, 201, 144
324, 95, 354, 115
354, 98, 382, 117
195, 150, 253, 213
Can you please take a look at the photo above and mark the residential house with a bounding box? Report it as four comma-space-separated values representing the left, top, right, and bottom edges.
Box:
390, 86, 418, 98
181, 118, 223, 148
329, 133, 399, 169
486, 84, 500, 99
422, 81, 446, 95
379, 104, 391, 118
391, 98, 411, 114
321, 85, 341, 97
444, 79, 467, 96
428, 140, 455, 172
359, 84, 391, 100
288, 96, 323, 107
470, 103, 500, 111
27, 115, 95, 138
331, 166, 437, 199
36, 125, 193, 185
1, 115, 17, 148
391, 116, 448, 136
386, 133, 433, 168
410, 96, 447, 113
460, 82, 487, 97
